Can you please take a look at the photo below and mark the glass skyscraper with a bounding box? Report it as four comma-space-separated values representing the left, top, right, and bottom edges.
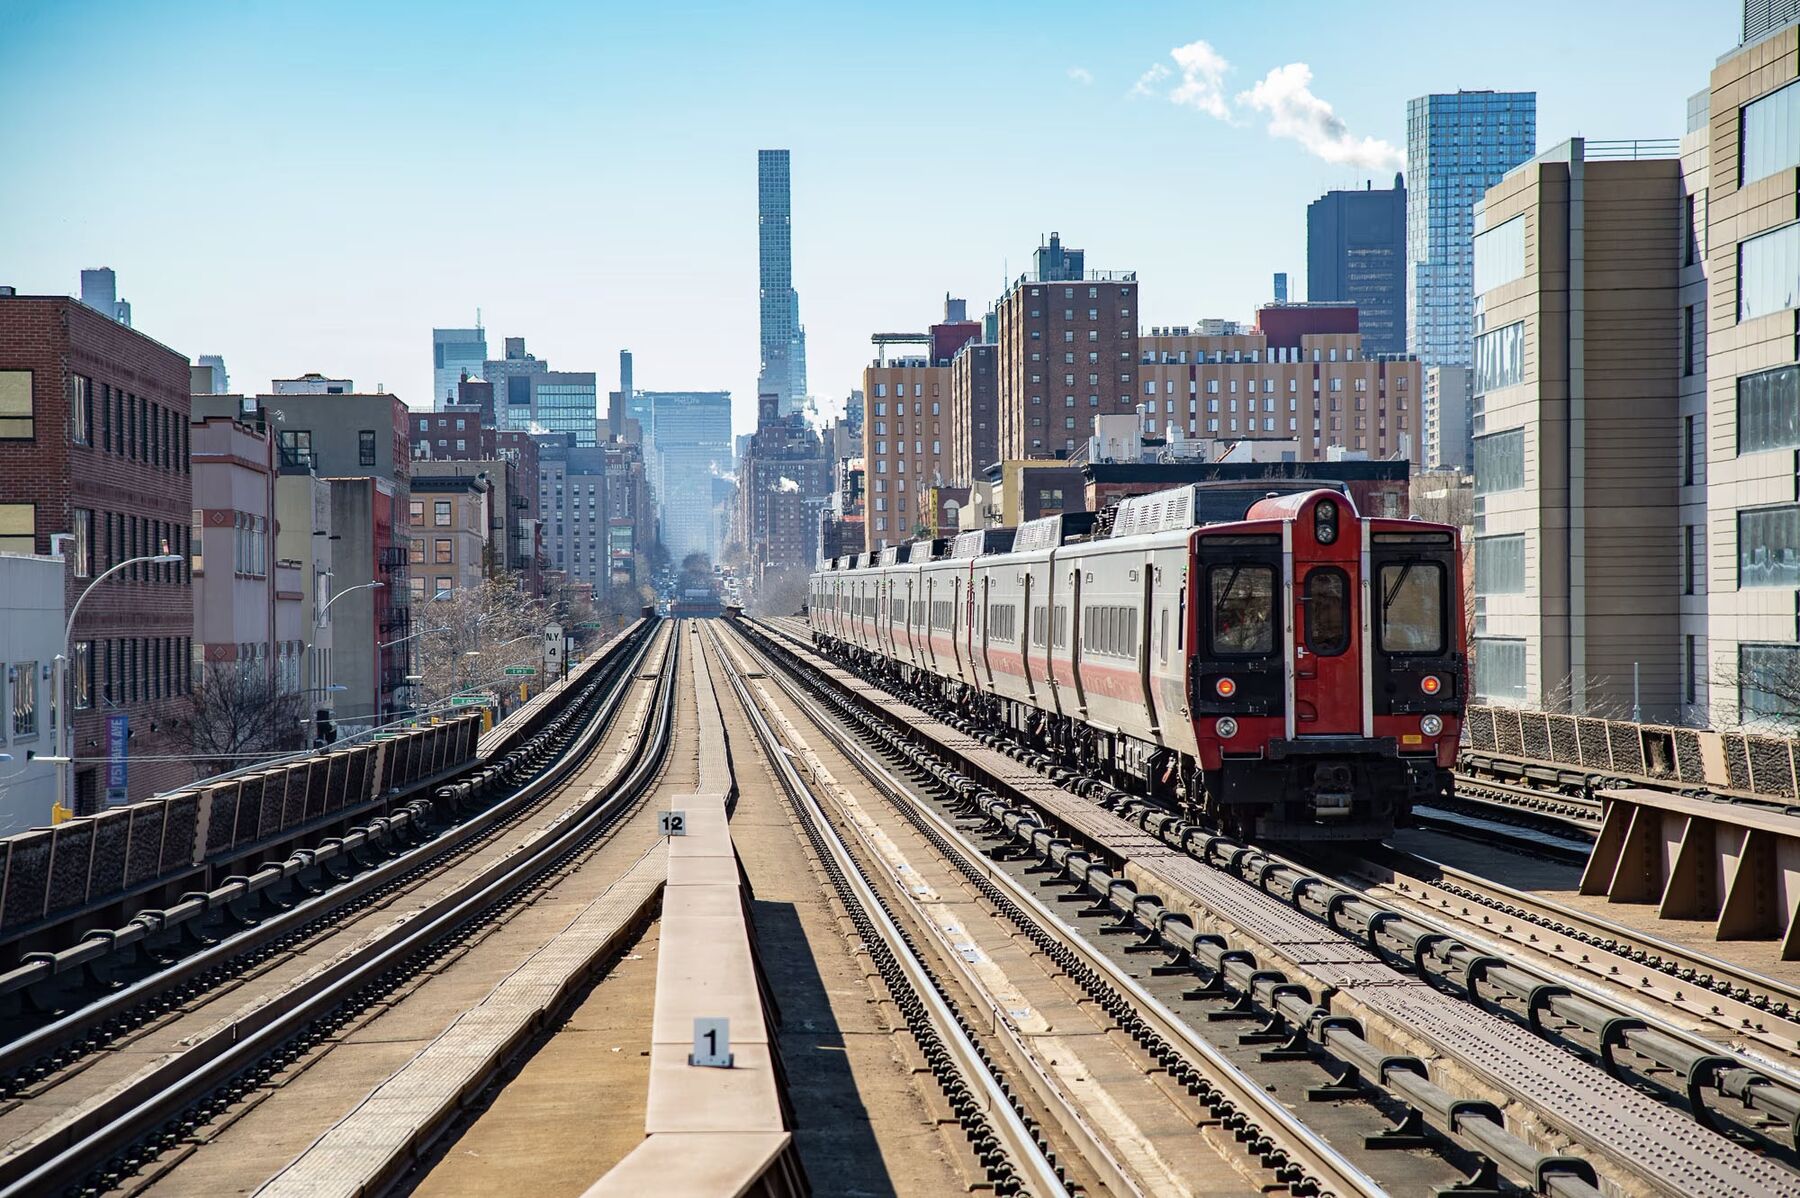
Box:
1405, 91, 1536, 367
757, 149, 807, 416
1307, 174, 1408, 357
432, 327, 487, 410
639, 391, 732, 564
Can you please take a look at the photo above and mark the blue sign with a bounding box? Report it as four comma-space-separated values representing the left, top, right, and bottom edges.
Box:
106, 713, 129, 806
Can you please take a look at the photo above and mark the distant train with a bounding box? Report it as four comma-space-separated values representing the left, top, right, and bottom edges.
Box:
808, 483, 1465, 841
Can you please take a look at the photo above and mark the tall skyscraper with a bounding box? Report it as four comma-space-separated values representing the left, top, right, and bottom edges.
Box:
1308, 174, 1408, 356
640, 391, 732, 564
757, 149, 807, 415
1405, 91, 1536, 366
1272, 272, 1289, 304
432, 327, 487, 411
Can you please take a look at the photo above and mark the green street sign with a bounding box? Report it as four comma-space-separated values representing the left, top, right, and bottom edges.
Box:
450, 694, 494, 707
576, 621, 602, 628
504, 666, 537, 676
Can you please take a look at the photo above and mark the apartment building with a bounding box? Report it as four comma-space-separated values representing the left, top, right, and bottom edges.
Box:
1423, 365, 1474, 471
408, 474, 492, 598
1702, 23, 1800, 725
995, 234, 1140, 461
1469, 138, 1685, 715
1135, 305, 1424, 463
190, 414, 306, 697
948, 341, 998, 486
862, 357, 948, 549
0, 294, 195, 809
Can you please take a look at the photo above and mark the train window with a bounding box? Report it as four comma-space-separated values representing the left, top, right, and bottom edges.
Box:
1159, 608, 1168, 663
1209, 565, 1275, 655
1378, 562, 1445, 655
1303, 569, 1350, 656
1054, 605, 1068, 649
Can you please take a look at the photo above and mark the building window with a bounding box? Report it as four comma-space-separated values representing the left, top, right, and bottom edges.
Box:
1737, 364, 1800, 454
1475, 638, 1527, 702
1738, 222, 1800, 321
1475, 534, 1525, 595
1473, 215, 1526, 295
1684, 414, 1701, 484
68, 374, 92, 445
1683, 305, 1697, 377
1739, 643, 1800, 724
1739, 506, 1800, 587
71, 508, 92, 577
0, 502, 34, 556
1686, 193, 1703, 266
410, 500, 424, 524
410, 538, 425, 564
72, 641, 93, 710
0, 370, 33, 439
1684, 524, 1701, 594
1686, 635, 1700, 705
1473, 428, 1524, 494
436, 575, 452, 594
435, 537, 452, 563
1741, 80, 1800, 187
435, 500, 452, 526
1474, 321, 1526, 393
11, 662, 37, 737
358, 429, 377, 467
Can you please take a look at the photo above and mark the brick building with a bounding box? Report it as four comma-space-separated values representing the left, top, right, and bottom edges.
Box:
408, 474, 493, 598
995, 233, 1140, 461
948, 341, 998, 486
0, 294, 195, 809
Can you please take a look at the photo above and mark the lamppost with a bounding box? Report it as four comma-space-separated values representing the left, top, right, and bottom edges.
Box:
53, 551, 182, 816
316, 580, 384, 724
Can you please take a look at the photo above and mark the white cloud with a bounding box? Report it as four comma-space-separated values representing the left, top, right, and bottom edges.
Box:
1235, 62, 1402, 171
1067, 66, 1093, 85
1130, 62, 1170, 97
1168, 40, 1231, 119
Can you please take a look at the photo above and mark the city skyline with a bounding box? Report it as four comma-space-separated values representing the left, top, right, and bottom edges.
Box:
0, 2, 1732, 437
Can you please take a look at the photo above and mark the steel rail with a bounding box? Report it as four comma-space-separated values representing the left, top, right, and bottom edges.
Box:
0, 621, 680, 1198
721, 621, 1388, 1198
708, 625, 1068, 1198
0, 620, 663, 1085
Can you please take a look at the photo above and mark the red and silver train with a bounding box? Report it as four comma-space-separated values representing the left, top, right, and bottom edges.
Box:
807, 483, 1465, 841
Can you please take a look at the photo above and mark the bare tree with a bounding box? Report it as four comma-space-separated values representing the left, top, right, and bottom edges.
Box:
1713, 649, 1800, 733
184, 661, 307, 777
413, 576, 551, 713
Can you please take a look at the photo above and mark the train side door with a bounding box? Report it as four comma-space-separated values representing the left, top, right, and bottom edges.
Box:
1068, 563, 1087, 716
1021, 570, 1036, 699
1293, 504, 1360, 735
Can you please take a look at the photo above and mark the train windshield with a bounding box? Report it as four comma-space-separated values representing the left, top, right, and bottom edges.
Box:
1378, 561, 1445, 654
1209, 564, 1275, 655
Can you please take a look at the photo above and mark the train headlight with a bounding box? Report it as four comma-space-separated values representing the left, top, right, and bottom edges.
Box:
1215, 677, 1237, 698
1420, 674, 1442, 696
1314, 498, 1339, 545
1215, 717, 1239, 739
1421, 714, 1443, 736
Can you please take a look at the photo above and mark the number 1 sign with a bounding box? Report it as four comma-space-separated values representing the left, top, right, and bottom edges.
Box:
690, 1017, 732, 1068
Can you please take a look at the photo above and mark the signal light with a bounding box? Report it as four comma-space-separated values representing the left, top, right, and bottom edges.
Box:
1215, 677, 1237, 698
1420, 674, 1442, 695
1315, 498, 1339, 545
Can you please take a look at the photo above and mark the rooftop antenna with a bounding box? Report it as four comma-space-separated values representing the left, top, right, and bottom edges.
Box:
476, 306, 482, 333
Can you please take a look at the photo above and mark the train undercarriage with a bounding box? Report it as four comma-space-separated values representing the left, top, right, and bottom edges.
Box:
821, 636, 1449, 843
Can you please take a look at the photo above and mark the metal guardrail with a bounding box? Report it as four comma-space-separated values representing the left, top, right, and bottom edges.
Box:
1465, 704, 1800, 803
0, 716, 481, 953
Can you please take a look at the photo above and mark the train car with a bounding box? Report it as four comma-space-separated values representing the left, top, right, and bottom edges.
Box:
809, 483, 1465, 842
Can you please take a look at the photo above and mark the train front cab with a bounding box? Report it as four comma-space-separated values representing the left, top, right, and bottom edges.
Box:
1190, 491, 1462, 841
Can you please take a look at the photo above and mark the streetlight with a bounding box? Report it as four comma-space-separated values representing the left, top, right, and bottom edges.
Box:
315, 580, 385, 720
55, 551, 182, 816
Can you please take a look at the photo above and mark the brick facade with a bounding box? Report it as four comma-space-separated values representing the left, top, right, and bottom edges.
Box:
0, 296, 193, 810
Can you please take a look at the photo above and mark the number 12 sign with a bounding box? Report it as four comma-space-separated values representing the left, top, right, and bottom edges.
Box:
690, 1017, 732, 1068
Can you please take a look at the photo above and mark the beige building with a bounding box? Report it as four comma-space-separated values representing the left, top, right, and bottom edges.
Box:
1702, 25, 1800, 725
861, 358, 950, 551
408, 474, 492, 599
1469, 137, 1685, 714
1135, 309, 1423, 463
1424, 365, 1473, 471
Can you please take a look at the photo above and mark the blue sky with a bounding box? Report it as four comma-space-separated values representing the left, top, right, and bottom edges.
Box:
0, 1, 1732, 436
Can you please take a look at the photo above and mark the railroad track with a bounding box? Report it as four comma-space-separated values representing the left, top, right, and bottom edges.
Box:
746, 615, 1800, 1197
0, 621, 680, 1198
